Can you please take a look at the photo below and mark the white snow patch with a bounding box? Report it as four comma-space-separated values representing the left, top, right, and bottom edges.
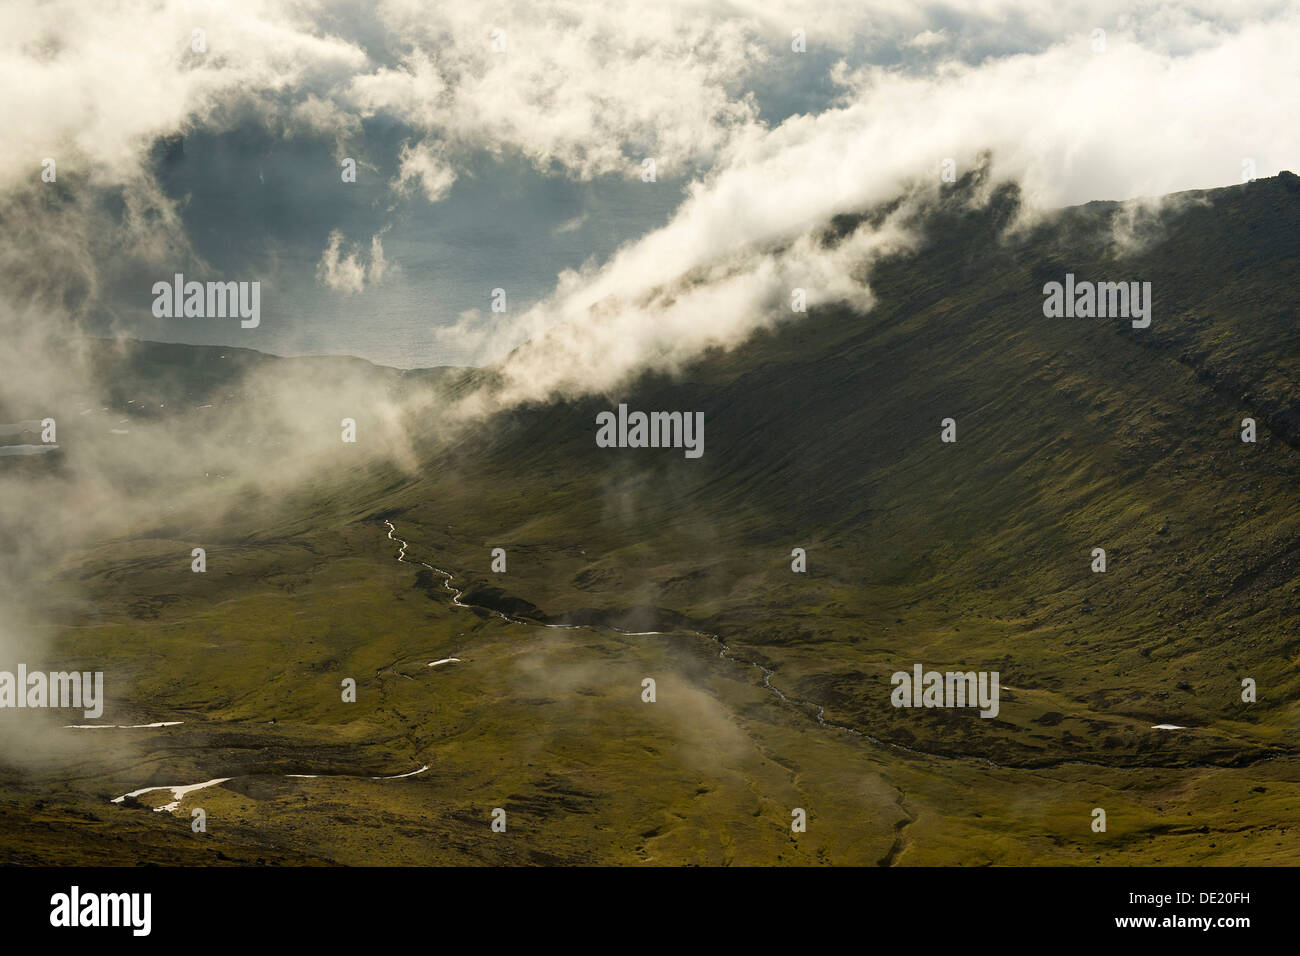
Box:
371, 765, 429, 780
112, 777, 231, 813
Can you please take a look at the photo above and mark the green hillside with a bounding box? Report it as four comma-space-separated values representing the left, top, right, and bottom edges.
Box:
3, 171, 1297, 865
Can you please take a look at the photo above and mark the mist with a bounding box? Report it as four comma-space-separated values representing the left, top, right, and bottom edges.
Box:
1, 0, 1297, 766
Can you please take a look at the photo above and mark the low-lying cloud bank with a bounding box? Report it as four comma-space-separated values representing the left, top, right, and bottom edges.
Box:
4, 2, 1297, 391
438, 7, 1299, 411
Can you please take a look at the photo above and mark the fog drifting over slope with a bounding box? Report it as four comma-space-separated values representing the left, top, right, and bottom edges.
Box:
0, 0, 1295, 764
4, 1, 1297, 396
0, 0, 1297, 521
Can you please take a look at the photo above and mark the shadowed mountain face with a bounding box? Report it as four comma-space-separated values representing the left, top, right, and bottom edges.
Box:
3, 174, 1297, 866
406, 172, 1299, 765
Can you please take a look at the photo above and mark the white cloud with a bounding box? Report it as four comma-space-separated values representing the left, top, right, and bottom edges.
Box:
1, 0, 1297, 410
315, 229, 394, 293
440, 6, 1300, 410
395, 139, 458, 203
906, 30, 947, 50
0, 0, 367, 194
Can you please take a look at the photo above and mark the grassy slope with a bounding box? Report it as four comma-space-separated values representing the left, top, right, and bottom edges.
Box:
2, 173, 1298, 865
397, 171, 1300, 768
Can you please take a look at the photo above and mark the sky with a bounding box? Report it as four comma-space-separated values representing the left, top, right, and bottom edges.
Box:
1, 0, 1298, 383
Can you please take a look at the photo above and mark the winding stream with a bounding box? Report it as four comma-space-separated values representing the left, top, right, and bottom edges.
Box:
382, 519, 905, 751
